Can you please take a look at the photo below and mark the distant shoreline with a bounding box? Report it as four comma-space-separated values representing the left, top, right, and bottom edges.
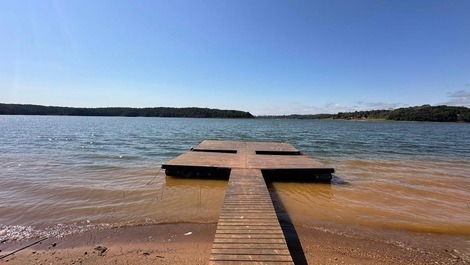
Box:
258, 105, 470, 123
257, 117, 469, 124
319, 118, 469, 123
1, 114, 468, 123
0, 103, 254, 119
2, 103, 469, 122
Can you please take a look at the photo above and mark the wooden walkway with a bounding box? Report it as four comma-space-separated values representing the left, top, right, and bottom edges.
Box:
162, 140, 334, 265
210, 168, 293, 264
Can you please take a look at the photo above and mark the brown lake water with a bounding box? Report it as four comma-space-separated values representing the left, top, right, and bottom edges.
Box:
0, 116, 469, 240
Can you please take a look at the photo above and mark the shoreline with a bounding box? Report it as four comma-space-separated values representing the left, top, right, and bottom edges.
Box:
320, 118, 470, 123
2, 114, 469, 123
1, 222, 468, 265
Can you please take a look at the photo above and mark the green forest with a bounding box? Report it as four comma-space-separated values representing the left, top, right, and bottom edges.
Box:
0, 103, 254, 118
333, 105, 470, 122
260, 105, 470, 122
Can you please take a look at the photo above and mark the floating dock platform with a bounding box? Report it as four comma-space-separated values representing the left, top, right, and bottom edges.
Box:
162, 140, 334, 265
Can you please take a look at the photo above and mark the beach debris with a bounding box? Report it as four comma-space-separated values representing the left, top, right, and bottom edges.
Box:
0, 238, 47, 260
156, 255, 164, 258
142, 252, 150, 256
184, 232, 192, 236
94, 245, 107, 255
51, 243, 57, 247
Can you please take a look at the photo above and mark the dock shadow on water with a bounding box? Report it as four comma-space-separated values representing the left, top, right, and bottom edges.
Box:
266, 180, 310, 265
264, 174, 346, 265
262, 177, 334, 265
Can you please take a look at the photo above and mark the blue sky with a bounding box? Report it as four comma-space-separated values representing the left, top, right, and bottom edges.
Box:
1, 0, 469, 115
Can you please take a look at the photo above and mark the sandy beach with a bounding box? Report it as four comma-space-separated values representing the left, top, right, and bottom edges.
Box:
1, 221, 468, 265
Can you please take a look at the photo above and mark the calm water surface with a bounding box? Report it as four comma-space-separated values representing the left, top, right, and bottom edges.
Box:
0, 116, 469, 240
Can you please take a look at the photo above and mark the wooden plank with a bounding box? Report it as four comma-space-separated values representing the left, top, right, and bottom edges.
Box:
219, 217, 278, 220
211, 254, 292, 262
214, 238, 286, 244
209, 262, 294, 265
226, 190, 268, 193
215, 234, 285, 239
222, 204, 273, 207
217, 225, 280, 230
212, 243, 288, 249
217, 219, 280, 223
215, 230, 283, 234
218, 218, 278, 221
222, 207, 274, 210
219, 214, 277, 218
223, 201, 272, 203
218, 222, 279, 225
224, 198, 272, 200
221, 207, 273, 210
222, 205, 273, 208
220, 212, 277, 215
226, 189, 269, 192
222, 202, 273, 205
211, 248, 290, 255
224, 200, 272, 203
221, 211, 275, 214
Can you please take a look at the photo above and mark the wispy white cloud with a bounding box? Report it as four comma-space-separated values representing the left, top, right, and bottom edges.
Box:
250, 88, 470, 115
360, 102, 403, 110
442, 90, 470, 107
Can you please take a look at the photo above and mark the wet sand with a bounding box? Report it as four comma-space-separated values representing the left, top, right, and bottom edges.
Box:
1, 222, 469, 265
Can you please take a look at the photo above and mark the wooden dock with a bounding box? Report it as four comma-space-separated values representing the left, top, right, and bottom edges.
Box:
162, 140, 334, 265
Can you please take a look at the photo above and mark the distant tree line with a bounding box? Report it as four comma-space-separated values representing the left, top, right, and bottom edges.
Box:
0, 103, 254, 118
3, 103, 468, 121
334, 105, 470, 122
258, 105, 470, 122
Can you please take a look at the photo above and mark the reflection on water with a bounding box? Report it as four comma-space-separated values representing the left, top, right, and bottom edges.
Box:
0, 116, 469, 240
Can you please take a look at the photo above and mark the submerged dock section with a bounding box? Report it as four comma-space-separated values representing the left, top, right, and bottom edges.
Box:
162, 140, 334, 265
